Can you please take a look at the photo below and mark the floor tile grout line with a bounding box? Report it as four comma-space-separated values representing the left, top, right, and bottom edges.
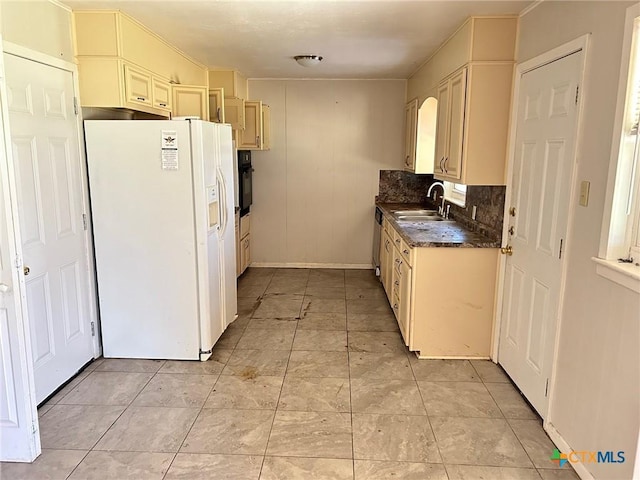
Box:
258, 276, 302, 479
344, 270, 358, 477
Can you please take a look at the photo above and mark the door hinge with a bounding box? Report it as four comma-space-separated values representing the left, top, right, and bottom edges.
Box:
73, 97, 79, 115
575, 85, 579, 105
545, 378, 550, 397
90, 321, 95, 336
559, 238, 564, 259
82, 213, 87, 231
31, 421, 38, 435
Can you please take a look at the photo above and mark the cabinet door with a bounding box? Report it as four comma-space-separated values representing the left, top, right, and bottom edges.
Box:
235, 216, 241, 276
444, 67, 467, 181
225, 97, 245, 130
240, 234, 251, 273
434, 80, 450, 175
124, 64, 152, 106
404, 99, 418, 171
262, 104, 271, 150
382, 233, 394, 299
152, 77, 172, 111
238, 101, 263, 150
209, 88, 225, 123
172, 85, 209, 119
398, 260, 412, 346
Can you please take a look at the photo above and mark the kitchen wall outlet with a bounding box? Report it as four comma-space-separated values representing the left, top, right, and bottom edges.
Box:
471, 205, 477, 220
579, 181, 590, 207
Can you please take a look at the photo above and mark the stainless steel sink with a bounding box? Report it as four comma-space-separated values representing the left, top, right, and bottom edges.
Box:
396, 215, 452, 222
392, 209, 438, 217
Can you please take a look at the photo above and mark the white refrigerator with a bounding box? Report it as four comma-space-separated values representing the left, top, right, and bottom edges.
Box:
84, 119, 237, 360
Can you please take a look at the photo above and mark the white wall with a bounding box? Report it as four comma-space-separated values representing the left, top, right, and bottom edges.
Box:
248, 79, 405, 267
518, 3, 639, 479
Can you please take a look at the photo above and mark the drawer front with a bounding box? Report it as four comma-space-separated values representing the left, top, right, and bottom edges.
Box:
400, 238, 413, 265
393, 228, 403, 250
240, 213, 250, 238
382, 216, 391, 234
391, 292, 400, 320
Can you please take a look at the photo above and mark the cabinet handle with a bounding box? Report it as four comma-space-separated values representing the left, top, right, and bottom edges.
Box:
217, 107, 221, 122
393, 303, 398, 310
395, 238, 400, 244
444, 157, 449, 174
256, 135, 260, 146
159, 103, 167, 107
440, 157, 445, 172
136, 96, 146, 101
394, 280, 399, 286
403, 249, 409, 255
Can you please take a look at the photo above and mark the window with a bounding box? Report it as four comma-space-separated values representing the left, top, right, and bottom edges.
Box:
596, 7, 640, 292
444, 181, 467, 207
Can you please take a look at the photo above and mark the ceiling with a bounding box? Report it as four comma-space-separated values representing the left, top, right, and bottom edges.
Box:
62, 1, 532, 79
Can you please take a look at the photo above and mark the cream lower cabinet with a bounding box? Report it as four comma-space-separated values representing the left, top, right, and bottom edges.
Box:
238, 213, 251, 275
381, 219, 498, 358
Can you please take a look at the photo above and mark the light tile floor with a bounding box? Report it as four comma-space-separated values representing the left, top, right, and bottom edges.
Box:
1, 268, 581, 480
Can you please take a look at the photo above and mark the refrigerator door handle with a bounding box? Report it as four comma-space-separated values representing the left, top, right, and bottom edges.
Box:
217, 167, 228, 234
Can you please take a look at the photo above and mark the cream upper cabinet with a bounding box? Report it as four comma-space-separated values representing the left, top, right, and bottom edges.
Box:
208, 70, 248, 100
208, 88, 225, 123
408, 16, 517, 185
238, 101, 263, 150
262, 104, 272, 151
152, 77, 172, 111
74, 11, 207, 116
223, 98, 245, 131
435, 67, 467, 182
172, 85, 208, 119
209, 70, 249, 131
124, 63, 152, 106
433, 63, 514, 185
77, 58, 171, 116
403, 99, 418, 172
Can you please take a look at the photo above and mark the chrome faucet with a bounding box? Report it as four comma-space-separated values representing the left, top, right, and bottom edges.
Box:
426, 181, 446, 216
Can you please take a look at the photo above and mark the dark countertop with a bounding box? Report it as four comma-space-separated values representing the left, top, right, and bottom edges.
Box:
377, 203, 501, 248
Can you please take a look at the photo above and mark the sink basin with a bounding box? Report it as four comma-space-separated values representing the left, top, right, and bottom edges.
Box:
396, 215, 451, 222
392, 209, 438, 217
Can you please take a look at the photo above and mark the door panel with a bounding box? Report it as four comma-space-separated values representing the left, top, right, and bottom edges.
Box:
499, 51, 583, 416
0, 57, 40, 460
446, 67, 466, 180
5, 53, 94, 403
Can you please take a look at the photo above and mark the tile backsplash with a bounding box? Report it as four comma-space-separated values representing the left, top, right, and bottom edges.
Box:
377, 169, 505, 243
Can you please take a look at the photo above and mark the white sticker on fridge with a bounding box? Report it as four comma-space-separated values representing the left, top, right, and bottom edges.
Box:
161, 130, 179, 170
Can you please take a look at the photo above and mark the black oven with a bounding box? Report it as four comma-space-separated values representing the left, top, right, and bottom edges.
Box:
238, 150, 253, 216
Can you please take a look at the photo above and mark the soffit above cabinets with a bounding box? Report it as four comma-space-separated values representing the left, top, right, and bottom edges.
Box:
62, 0, 532, 79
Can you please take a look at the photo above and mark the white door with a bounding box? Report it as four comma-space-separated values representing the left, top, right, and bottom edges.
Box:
499, 51, 583, 416
0, 66, 40, 461
4, 54, 94, 404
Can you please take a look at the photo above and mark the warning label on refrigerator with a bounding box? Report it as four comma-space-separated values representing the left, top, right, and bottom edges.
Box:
161, 130, 179, 170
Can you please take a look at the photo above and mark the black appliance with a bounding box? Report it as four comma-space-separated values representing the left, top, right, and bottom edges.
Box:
238, 150, 253, 216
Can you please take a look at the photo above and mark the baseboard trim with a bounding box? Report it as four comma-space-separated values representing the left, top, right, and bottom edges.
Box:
249, 262, 373, 270
415, 354, 492, 360
544, 422, 592, 480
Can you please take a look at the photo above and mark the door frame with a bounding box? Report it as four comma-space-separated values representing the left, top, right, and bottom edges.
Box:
2, 40, 102, 359
492, 34, 590, 420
